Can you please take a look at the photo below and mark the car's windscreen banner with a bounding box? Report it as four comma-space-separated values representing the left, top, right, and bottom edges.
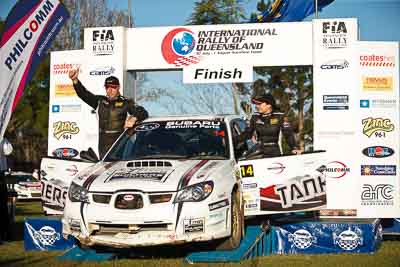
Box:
0, 0, 69, 141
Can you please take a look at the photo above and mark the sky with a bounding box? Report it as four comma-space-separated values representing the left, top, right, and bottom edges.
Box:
0, 0, 399, 41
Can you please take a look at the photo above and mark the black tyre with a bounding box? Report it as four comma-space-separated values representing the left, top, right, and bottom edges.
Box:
216, 191, 243, 250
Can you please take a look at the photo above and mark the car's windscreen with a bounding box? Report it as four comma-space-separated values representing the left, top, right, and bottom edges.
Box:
104, 120, 229, 161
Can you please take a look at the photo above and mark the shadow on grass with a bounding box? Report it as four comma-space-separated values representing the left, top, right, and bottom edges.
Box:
9, 221, 25, 242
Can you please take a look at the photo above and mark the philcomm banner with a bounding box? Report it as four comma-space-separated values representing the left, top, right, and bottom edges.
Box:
0, 0, 69, 141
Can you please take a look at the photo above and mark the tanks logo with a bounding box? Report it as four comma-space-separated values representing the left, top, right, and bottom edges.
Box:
360, 54, 396, 68
362, 76, 393, 91
323, 95, 349, 110
260, 174, 326, 210
320, 59, 349, 70
53, 121, 80, 140
361, 165, 396, 176
333, 229, 362, 251
362, 117, 394, 138
362, 146, 394, 158
161, 28, 199, 67
92, 29, 114, 56
288, 229, 317, 249
321, 21, 348, 49
52, 147, 78, 158
322, 161, 350, 178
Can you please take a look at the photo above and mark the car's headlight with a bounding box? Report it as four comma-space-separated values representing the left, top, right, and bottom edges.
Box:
174, 181, 213, 203
68, 182, 90, 203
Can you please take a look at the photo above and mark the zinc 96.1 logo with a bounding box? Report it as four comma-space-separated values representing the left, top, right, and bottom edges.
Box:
161, 28, 199, 67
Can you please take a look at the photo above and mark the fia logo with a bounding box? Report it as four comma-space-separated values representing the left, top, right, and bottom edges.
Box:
93, 29, 114, 42
322, 21, 347, 34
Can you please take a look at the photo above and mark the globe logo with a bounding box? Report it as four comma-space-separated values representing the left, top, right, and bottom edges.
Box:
161, 27, 200, 67
172, 31, 195, 56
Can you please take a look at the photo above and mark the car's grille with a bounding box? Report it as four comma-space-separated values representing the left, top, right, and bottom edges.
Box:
95, 223, 170, 234
93, 194, 112, 204
115, 194, 143, 209
126, 160, 172, 168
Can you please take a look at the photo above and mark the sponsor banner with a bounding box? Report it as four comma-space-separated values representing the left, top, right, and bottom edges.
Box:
183, 64, 253, 84
357, 41, 399, 218
272, 219, 382, 254
126, 22, 312, 70
240, 151, 327, 216
0, 0, 69, 141
24, 218, 75, 251
313, 18, 359, 210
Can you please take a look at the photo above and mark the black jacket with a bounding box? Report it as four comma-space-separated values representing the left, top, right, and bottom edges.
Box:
237, 111, 298, 156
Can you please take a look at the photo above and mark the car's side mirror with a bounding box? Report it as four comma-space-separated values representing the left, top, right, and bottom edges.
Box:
2, 139, 13, 156
80, 147, 99, 163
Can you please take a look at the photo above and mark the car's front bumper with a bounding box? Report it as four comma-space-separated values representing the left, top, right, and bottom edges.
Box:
63, 198, 231, 248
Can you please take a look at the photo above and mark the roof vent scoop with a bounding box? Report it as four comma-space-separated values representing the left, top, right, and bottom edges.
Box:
126, 161, 173, 168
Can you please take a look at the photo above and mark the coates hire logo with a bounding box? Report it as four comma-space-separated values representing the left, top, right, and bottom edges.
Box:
361, 165, 396, 176
362, 146, 394, 158
360, 54, 396, 68
161, 28, 200, 67
320, 59, 349, 70
323, 161, 350, 178
52, 63, 80, 75
89, 66, 115, 76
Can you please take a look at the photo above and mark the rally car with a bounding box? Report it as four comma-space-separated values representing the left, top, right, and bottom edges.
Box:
62, 115, 246, 249
11, 171, 42, 200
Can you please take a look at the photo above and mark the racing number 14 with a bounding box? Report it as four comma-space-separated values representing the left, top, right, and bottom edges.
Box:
240, 165, 254, 178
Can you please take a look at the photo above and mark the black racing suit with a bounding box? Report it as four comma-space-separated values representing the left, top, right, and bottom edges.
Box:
237, 111, 298, 157
73, 80, 148, 158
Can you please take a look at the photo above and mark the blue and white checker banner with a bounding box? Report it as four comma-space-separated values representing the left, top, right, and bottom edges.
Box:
24, 217, 75, 251
272, 219, 382, 254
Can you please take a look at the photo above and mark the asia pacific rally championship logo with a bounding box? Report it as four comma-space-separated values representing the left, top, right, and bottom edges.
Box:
161, 28, 200, 67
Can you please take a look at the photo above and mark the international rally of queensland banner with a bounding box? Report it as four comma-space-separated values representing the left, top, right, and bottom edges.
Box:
0, 0, 69, 141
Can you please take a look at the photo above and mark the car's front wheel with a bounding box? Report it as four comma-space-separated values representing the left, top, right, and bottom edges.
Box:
216, 190, 243, 250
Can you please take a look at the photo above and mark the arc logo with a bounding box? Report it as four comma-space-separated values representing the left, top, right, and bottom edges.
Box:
362, 117, 394, 138
361, 184, 393, 201
362, 146, 394, 158
161, 28, 200, 67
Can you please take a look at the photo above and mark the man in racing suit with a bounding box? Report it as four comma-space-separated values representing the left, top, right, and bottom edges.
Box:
236, 93, 300, 158
69, 69, 148, 158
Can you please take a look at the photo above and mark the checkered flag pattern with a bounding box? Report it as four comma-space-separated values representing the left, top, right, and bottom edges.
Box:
174, 55, 200, 67
336, 239, 360, 251
34, 231, 60, 246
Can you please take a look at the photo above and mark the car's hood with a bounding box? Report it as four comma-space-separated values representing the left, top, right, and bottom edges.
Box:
76, 159, 229, 192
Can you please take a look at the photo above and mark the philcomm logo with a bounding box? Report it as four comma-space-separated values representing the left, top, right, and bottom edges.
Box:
361, 165, 396, 176
323, 161, 350, 178
320, 59, 349, 70
360, 54, 396, 68
4, 0, 56, 71
92, 29, 114, 56
362, 76, 393, 91
362, 146, 394, 158
362, 117, 394, 138
322, 21, 348, 49
361, 184, 394, 206
53, 121, 80, 140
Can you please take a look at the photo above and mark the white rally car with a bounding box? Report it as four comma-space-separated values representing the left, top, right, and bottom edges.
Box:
62, 115, 245, 249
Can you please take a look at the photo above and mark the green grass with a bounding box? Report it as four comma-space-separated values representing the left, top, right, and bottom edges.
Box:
0, 201, 399, 267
